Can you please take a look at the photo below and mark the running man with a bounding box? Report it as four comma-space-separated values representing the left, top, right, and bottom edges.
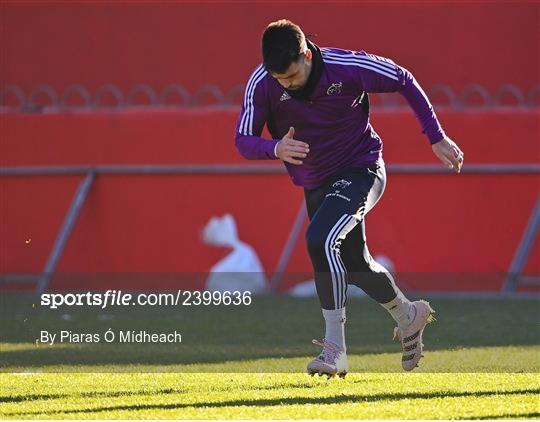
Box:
234, 19, 464, 377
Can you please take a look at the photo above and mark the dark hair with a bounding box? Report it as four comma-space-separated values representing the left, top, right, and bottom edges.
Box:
262, 19, 307, 73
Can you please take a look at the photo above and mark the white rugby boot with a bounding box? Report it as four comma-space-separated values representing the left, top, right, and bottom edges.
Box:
307, 338, 348, 378
392, 300, 436, 371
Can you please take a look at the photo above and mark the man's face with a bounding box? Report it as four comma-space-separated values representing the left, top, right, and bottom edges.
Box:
271, 51, 312, 91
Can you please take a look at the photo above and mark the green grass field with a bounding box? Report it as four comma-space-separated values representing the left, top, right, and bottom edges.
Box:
1, 294, 539, 419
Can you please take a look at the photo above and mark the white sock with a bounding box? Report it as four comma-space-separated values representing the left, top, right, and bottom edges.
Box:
322, 307, 346, 352
381, 292, 416, 328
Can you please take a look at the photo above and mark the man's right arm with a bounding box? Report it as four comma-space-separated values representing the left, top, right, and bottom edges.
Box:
234, 65, 279, 160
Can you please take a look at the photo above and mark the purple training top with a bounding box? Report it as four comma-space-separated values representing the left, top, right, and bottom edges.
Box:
234, 44, 446, 189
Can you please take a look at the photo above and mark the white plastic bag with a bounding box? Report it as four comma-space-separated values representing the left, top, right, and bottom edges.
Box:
203, 214, 267, 293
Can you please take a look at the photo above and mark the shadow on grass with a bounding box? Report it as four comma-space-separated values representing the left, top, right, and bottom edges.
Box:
469, 412, 540, 420
0, 380, 323, 403
5, 388, 540, 417
0, 389, 185, 403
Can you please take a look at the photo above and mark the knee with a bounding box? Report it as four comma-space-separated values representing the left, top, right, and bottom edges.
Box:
349, 254, 372, 273
348, 247, 381, 273
348, 251, 393, 289
363, 251, 389, 273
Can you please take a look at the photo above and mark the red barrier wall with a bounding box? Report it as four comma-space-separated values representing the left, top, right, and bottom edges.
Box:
1, 110, 539, 291
1, 1, 538, 95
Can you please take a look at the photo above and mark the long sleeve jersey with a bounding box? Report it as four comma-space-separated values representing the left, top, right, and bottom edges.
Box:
234, 42, 446, 189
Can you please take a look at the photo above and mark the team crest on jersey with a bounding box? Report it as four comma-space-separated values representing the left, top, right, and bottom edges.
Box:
280, 91, 291, 101
333, 179, 352, 189
327, 82, 343, 96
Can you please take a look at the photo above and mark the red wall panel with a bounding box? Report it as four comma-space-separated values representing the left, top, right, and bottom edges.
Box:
3, 110, 539, 166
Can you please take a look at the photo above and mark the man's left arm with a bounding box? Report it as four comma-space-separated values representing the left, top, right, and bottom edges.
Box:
357, 52, 464, 172
398, 65, 464, 173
